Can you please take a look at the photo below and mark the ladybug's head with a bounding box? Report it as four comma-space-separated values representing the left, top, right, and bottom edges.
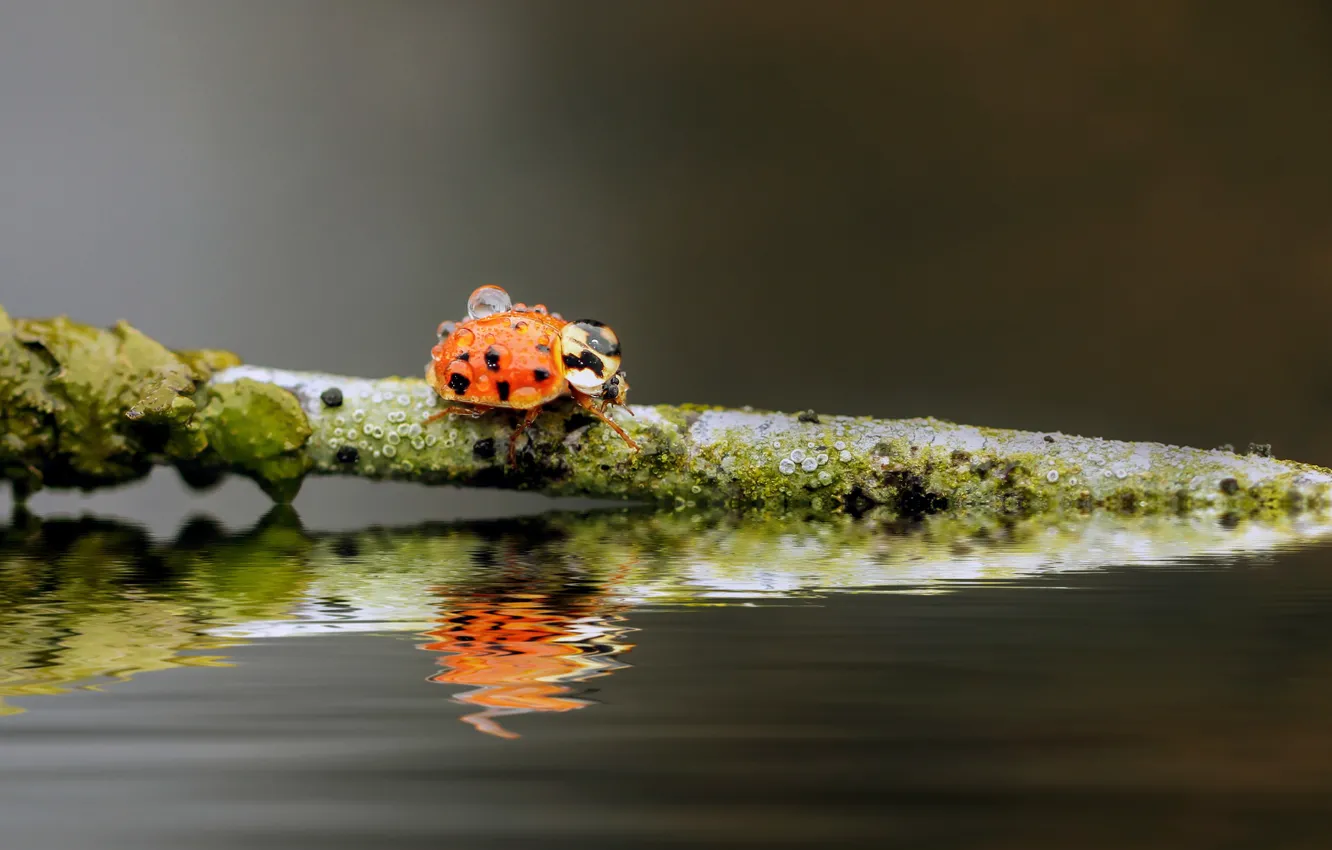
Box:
560, 320, 623, 395
599, 370, 630, 409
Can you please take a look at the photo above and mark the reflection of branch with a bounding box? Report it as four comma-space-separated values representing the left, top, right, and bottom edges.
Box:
4, 305, 1331, 518
3, 507, 1330, 726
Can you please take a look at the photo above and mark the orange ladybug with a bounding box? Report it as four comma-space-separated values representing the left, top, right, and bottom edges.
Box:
425, 285, 638, 464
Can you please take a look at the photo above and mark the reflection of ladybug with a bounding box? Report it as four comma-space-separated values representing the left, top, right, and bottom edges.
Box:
425, 285, 638, 464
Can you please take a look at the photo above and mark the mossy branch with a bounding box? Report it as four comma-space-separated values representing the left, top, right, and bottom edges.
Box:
3, 305, 1330, 520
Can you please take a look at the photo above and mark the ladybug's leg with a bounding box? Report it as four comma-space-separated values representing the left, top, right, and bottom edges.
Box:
424, 403, 491, 426
571, 389, 639, 452
508, 407, 542, 466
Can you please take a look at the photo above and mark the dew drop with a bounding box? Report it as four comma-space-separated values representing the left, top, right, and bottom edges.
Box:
371, 426, 384, 439
386, 432, 401, 445
779, 458, 797, 474
790, 448, 807, 463
396, 424, 411, 436
334, 415, 346, 426
818, 470, 832, 484
410, 437, 425, 451
397, 394, 410, 406
691, 485, 702, 494
352, 410, 366, 423
383, 445, 397, 458
807, 441, 815, 448
1114, 468, 1127, 480
468, 285, 513, 319
1046, 470, 1059, 483
816, 453, 829, 466
425, 434, 438, 447
834, 441, 846, 451
362, 423, 374, 436
407, 423, 422, 436
333, 428, 344, 438
800, 457, 818, 472
839, 450, 852, 462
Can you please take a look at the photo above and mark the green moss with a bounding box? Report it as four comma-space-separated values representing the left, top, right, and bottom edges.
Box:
174, 349, 243, 382
1, 310, 207, 492
195, 379, 312, 502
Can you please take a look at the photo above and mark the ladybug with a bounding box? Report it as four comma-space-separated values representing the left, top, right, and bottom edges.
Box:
425, 285, 639, 464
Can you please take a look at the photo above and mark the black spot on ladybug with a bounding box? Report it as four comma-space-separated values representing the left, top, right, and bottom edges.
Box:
485, 346, 502, 371
455, 351, 470, 362
447, 372, 471, 394
536, 343, 550, 353
473, 437, 496, 460
497, 381, 511, 402
320, 387, 343, 408
336, 445, 359, 464
534, 368, 550, 382
1219, 477, 1239, 495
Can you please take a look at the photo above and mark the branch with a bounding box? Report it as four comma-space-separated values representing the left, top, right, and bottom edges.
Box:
3, 305, 1330, 520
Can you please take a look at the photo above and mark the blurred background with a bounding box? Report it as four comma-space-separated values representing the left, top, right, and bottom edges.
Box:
2, 0, 1331, 530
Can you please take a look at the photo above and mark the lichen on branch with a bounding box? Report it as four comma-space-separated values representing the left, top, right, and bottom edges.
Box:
2, 304, 1330, 521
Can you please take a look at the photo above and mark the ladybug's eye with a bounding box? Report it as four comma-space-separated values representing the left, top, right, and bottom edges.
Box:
560, 320, 622, 392
600, 370, 629, 403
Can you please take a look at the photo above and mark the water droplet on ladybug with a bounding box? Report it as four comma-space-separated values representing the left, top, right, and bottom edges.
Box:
453, 327, 475, 347
468, 285, 513, 319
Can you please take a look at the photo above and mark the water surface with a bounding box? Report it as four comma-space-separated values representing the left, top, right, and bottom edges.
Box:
3, 508, 1332, 849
